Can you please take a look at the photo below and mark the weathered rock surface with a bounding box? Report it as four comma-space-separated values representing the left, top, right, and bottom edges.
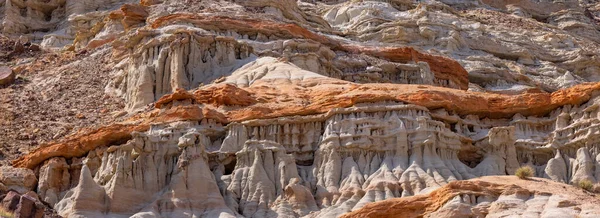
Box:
12, 72, 600, 217
1, 190, 51, 218
2, 0, 600, 217
0, 167, 36, 194
12, 78, 600, 169
343, 176, 600, 218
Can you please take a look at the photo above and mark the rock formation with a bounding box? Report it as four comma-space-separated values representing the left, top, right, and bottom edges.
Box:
342, 176, 600, 218
1, 0, 600, 217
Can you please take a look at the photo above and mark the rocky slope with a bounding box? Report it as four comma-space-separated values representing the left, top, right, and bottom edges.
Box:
1, 0, 600, 217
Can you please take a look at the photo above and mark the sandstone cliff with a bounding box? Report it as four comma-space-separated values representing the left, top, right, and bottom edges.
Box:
1, 0, 600, 217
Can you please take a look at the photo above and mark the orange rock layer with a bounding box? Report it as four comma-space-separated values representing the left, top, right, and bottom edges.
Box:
340, 180, 520, 218
13, 79, 600, 169
160, 79, 600, 121
12, 106, 223, 169
343, 45, 469, 90
342, 176, 600, 218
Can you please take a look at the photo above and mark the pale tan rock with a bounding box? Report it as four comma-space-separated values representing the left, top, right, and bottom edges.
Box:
323, 1, 600, 92
106, 30, 256, 111
0, 167, 36, 194
37, 157, 70, 207
1, 0, 135, 49
223, 57, 326, 87
54, 165, 108, 218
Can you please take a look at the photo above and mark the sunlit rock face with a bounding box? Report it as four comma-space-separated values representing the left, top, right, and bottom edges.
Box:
4, 0, 600, 217
27, 96, 600, 217
105, 29, 257, 111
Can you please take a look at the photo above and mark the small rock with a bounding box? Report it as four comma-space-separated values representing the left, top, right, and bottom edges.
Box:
18, 36, 29, 45
28, 44, 40, 52
76, 114, 86, 119
2, 191, 20, 211
52, 132, 61, 139
23, 191, 39, 202
77, 49, 87, 55
557, 200, 577, 208
12, 41, 24, 54
15, 195, 44, 218
0, 67, 15, 86
112, 111, 127, 118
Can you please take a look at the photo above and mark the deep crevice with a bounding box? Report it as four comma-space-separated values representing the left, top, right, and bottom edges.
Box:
223, 159, 236, 175
458, 146, 484, 168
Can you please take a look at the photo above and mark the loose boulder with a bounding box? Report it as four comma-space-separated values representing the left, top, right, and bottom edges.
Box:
0, 167, 36, 194
0, 67, 15, 86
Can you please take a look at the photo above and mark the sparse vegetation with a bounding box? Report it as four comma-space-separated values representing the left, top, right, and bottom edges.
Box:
515, 166, 534, 179
16, 75, 29, 82
577, 179, 594, 192
0, 207, 14, 218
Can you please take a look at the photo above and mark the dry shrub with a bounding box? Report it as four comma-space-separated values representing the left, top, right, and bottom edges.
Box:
515, 166, 534, 179
0, 207, 13, 218
578, 179, 594, 192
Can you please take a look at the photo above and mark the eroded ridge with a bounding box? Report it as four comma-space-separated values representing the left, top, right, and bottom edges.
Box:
12, 75, 600, 217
